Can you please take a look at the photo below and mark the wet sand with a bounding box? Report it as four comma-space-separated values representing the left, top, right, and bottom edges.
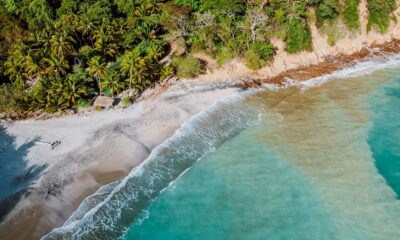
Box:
0, 81, 242, 240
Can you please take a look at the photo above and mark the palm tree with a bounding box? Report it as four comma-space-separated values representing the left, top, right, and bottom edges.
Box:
41, 54, 69, 77
4, 44, 30, 86
120, 50, 147, 92
100, 71, 125, 97
88, 56, 108, 95
25, 54, 40, 77
65, 77, 89, 107
45, 77, 69, 112
93, 25, 118, 57
80, 18, 95, 35
146, 44, 164, 61
50, 31, 76, 58
50, 32, 75, 57
37, 26, 55, 52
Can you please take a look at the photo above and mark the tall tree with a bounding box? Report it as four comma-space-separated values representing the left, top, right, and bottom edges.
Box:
120, 50, 147, 92
41, 54, 69, 77
100, 71, 125, 97
50, 31, 76, 58
88, 56, 108, 95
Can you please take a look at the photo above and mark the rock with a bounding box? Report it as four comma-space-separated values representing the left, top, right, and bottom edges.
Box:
93, 96, 115, 108
241, 79, 262, 89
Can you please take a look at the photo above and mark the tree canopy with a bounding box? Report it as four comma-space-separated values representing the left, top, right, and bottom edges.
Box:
0, 0, 397, 118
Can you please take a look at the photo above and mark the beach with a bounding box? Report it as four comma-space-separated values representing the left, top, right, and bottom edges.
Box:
0, 81, 243, 239
3, 47, 400, 240
2, 0, 400, 237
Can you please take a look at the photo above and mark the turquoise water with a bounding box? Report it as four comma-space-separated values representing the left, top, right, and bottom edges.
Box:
368, 77, 400, 197
123, 129, 336, 240
45, 63, 400, 239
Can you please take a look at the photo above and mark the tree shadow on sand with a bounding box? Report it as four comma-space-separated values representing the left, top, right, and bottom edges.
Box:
0, 125, 47, 222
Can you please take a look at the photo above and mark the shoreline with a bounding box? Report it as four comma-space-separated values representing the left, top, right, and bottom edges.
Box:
6, 38, 400, 122
0, 81, 243, 239
2, 3, 400, 237
1, 46, 400, 240
263, 39, 400, 85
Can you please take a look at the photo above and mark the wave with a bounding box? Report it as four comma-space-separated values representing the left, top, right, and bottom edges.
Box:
43, 52, 400, 240
42, 90, 262, 240
266, 53, 400, 90
62, 180, 122, 227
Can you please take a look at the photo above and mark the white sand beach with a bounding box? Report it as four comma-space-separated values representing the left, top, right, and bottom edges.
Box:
0, 80, 243, 239
2, 1, 400, 238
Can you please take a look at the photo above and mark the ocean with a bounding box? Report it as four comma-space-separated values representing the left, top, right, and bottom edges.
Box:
44, 55, 400, 239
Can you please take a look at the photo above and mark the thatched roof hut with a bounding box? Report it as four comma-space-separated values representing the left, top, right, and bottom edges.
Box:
94, 96, 114, 108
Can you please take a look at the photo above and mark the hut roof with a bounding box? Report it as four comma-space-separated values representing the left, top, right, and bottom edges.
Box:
94, 96, 114, 108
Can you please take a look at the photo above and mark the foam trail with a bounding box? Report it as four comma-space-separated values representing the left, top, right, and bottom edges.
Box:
63, 180, 121, 226
42, 90, 262, 240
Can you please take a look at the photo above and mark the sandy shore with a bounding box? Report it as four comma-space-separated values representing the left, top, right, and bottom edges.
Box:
2, 46, 400, 240
0, 81, 243, 239
2, 0, 400, 238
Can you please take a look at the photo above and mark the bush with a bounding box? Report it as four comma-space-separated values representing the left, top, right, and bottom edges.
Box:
367, 0, 396, 33
323, 22, 344, 46
244, 42, 276, 70
77, 99, 91, 109
160, 65, 174, 80
120, 95, 132, 107
172, 56, 204, 78
343, 0, 360, 30
285, 19, 313, 53
216, 46, 237, 66
316, 0, 340, 27
0, 83, 28, 118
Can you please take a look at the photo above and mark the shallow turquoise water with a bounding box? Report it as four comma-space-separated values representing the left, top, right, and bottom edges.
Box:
123, 128, 336, 240
44, 65, 400, 240
122, 70, 400, 240
368, 77, 400, 198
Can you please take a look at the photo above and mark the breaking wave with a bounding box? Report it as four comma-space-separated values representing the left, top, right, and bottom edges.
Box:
42, 90, 263, 240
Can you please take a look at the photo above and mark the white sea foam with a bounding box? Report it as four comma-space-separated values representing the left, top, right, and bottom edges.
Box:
43, 53, 400, 240
63, 180, 121, 226
42, 89, 262, 240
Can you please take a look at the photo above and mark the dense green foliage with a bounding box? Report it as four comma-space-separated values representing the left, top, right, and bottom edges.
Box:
285, 19, 312, 53
0, 0, 397, 117
244, 42, 276, 70
172, 56, 203, 78
315, 0, 340, 27
343, 0, 360, 30
367, 0, 397, 33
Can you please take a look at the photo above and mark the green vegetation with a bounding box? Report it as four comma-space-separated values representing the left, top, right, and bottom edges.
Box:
0, 0, 397, 117
77, 98, 91, 109
325, 23, 344, 46
315, 0, 340, 27
244, 42, 276, 70
172, 56, 203, 78
285, 19, 312, 53
367, 0, 397, 33
120, 95, 133, 107
343, 0, 360, 30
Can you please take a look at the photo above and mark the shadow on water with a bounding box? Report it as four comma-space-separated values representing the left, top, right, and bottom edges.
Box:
0, 125, 47, 222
